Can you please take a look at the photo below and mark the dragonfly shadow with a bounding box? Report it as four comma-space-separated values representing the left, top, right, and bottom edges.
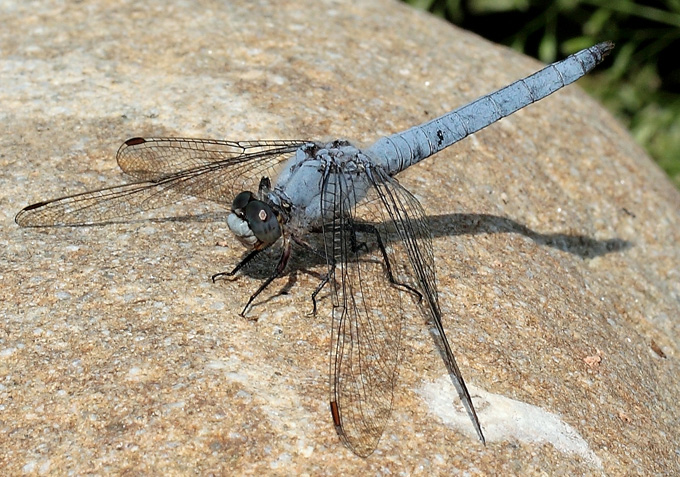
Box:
428, 213, 632, 259
43, 211, 630, 276
227, 212, 631, 284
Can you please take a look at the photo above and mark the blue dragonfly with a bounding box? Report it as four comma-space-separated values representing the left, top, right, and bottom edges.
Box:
16, 42, 613, 456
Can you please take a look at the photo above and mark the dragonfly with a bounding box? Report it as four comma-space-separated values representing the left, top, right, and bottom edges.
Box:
16, 42, 613, 457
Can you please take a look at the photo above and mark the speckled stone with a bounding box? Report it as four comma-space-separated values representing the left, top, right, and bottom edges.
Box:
1, 0, 678, 475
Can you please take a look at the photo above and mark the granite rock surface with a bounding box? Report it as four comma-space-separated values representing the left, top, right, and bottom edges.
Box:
1, 0, 678, 475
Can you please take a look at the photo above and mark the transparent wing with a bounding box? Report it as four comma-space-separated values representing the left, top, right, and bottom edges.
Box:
370, 169, 484, 445
15, 137, 307, 227
320, 164, 422, 456
321, 164, 483, 456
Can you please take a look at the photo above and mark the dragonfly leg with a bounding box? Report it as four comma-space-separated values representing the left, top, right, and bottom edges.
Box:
211, 248, 265, 282
238, 239, 292, 317
353, 222, 423, 302
309, 272, 331, 316
291, 235, 331, 315
348, 226, 369, 254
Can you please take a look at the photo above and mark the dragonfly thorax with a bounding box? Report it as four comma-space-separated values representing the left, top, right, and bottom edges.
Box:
273, 140, 374, 227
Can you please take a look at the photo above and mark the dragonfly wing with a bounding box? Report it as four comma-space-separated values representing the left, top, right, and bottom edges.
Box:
371, 168, 485, 444
15, 179, 199, 226
321, 165, 424, 456
117, 137, 307, 203
321, 164, 483, 456
16, 138, 307, 227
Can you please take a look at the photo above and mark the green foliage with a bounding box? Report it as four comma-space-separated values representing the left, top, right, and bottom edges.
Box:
402, 0, 680, 189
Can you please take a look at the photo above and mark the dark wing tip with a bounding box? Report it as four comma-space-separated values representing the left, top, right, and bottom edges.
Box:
15, 201, 50, 226
124, 137, 147, 147
20, 200, 50, 212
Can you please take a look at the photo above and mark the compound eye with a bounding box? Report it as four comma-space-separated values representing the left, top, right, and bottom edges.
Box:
232, 191, 255, 216
244, 200, 281, 245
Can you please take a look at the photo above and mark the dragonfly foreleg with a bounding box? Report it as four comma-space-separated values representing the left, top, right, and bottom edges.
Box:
238, 239, 292, 317
211, 248, 266, 282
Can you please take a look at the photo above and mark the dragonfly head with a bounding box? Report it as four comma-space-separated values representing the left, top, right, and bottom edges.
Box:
227, 191, 282, 249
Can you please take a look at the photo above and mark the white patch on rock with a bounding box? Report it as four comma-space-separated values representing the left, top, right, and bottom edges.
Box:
417, 375, 602, 469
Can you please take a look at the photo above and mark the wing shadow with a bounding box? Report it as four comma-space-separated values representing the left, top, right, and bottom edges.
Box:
23, 210, 632, 277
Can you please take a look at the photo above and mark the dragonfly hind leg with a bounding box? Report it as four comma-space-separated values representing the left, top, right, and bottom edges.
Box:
353, 222, 423, 303
289, 236, 331, 316
309, 220, 424, 317
310, 273, 330, 316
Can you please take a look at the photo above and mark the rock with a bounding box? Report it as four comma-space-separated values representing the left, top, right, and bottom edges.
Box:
2, 0, 678, 474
